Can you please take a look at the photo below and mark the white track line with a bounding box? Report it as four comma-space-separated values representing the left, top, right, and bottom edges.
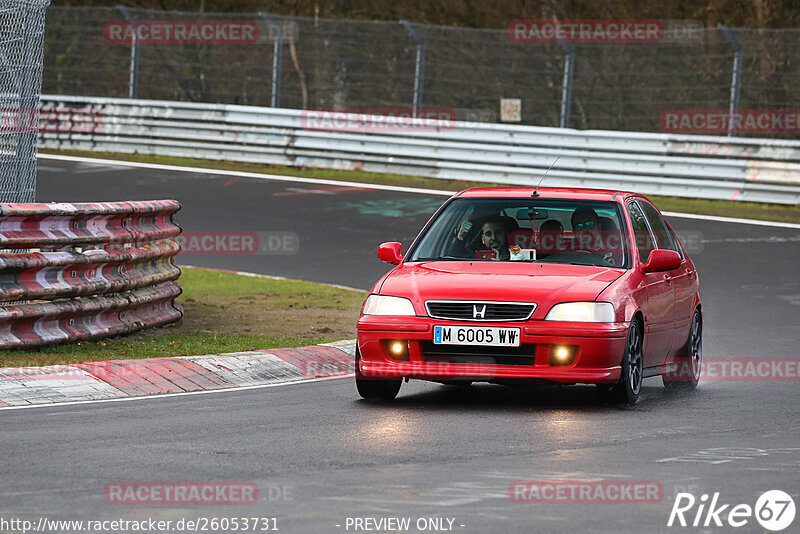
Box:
39, 153, 800, 229
38, 153, 454, 196
0, 374, 354, 412
660, 211, 800, 229
180, 264, 367, 293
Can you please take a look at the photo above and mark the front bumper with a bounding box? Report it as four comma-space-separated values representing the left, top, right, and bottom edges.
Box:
357, 315, 628, 384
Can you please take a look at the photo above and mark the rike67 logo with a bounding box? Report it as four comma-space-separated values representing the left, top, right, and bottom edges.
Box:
668, 490, 795, 531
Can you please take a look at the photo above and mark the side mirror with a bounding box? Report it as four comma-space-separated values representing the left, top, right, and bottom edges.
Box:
642, 249, 681, 273
377, 242, 403, 265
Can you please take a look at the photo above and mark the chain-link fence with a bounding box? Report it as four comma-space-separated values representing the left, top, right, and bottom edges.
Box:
43, 7, 800, 138
0, 0, 49, 202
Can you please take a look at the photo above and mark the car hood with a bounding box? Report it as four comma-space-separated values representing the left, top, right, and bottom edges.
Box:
379, 261, 625, 319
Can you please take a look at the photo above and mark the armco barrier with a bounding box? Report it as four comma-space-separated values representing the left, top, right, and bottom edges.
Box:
38, 95, 800, 204
0, 200, 183, 349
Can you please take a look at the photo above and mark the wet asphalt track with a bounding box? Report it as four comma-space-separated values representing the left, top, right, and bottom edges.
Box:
0, 157, 798, 534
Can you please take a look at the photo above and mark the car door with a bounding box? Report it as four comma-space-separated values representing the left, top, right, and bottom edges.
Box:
627, 201, 674, 368
638, 200, 695, 351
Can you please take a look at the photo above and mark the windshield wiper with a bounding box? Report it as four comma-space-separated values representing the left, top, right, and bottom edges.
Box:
412, 256, 469, 262
538, 259, 601, 267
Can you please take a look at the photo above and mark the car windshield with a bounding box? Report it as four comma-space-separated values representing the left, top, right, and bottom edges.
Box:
407, 198, 630, 268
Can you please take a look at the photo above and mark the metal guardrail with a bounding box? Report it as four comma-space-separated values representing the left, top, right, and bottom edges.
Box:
38, 95, 800, 204
0, 199, 183, 349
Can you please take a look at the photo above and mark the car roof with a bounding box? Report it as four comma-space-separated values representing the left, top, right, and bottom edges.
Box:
455, 186, 640, 202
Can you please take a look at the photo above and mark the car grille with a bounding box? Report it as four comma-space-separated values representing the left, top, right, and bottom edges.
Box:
425, 301, 535, 322
420, 341, 535, 366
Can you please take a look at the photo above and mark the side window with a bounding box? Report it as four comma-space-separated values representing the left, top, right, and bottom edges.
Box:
627, 202, 654, 262
638, 201, 680, 255
664, 224, 685, 260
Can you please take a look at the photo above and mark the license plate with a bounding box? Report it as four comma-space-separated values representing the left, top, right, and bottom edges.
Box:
433, 325, 521, 347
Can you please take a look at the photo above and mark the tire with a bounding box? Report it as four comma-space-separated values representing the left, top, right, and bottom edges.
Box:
597, 319, 643, 405
355, 348, 402, 401
664, 309, 702, 390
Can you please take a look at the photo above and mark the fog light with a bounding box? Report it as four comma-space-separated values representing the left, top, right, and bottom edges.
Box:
550, 345, 576, 366
384, 340, 409, 361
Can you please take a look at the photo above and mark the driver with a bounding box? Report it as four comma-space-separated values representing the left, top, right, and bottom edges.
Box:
571, 207, 620, 265
571, 207, 602, 251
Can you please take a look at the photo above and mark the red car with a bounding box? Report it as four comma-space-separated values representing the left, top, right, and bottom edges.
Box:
356, 187, 702, 404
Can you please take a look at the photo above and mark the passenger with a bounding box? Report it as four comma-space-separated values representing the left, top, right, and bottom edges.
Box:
449, 214, 511, 260
477, 215, 510, 260
454, 219, 473, 243
448, 218, 476, 258
538, 219, 564, 253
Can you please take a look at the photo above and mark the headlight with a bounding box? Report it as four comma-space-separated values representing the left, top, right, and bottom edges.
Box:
362, 295, 416, 316
544, 302, 615, 322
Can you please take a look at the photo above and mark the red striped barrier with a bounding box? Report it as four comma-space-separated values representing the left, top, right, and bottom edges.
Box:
0, 240, 180, 301
0, 199, 180, 248
0, 283, 182, 348
0, 200, 183, 349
